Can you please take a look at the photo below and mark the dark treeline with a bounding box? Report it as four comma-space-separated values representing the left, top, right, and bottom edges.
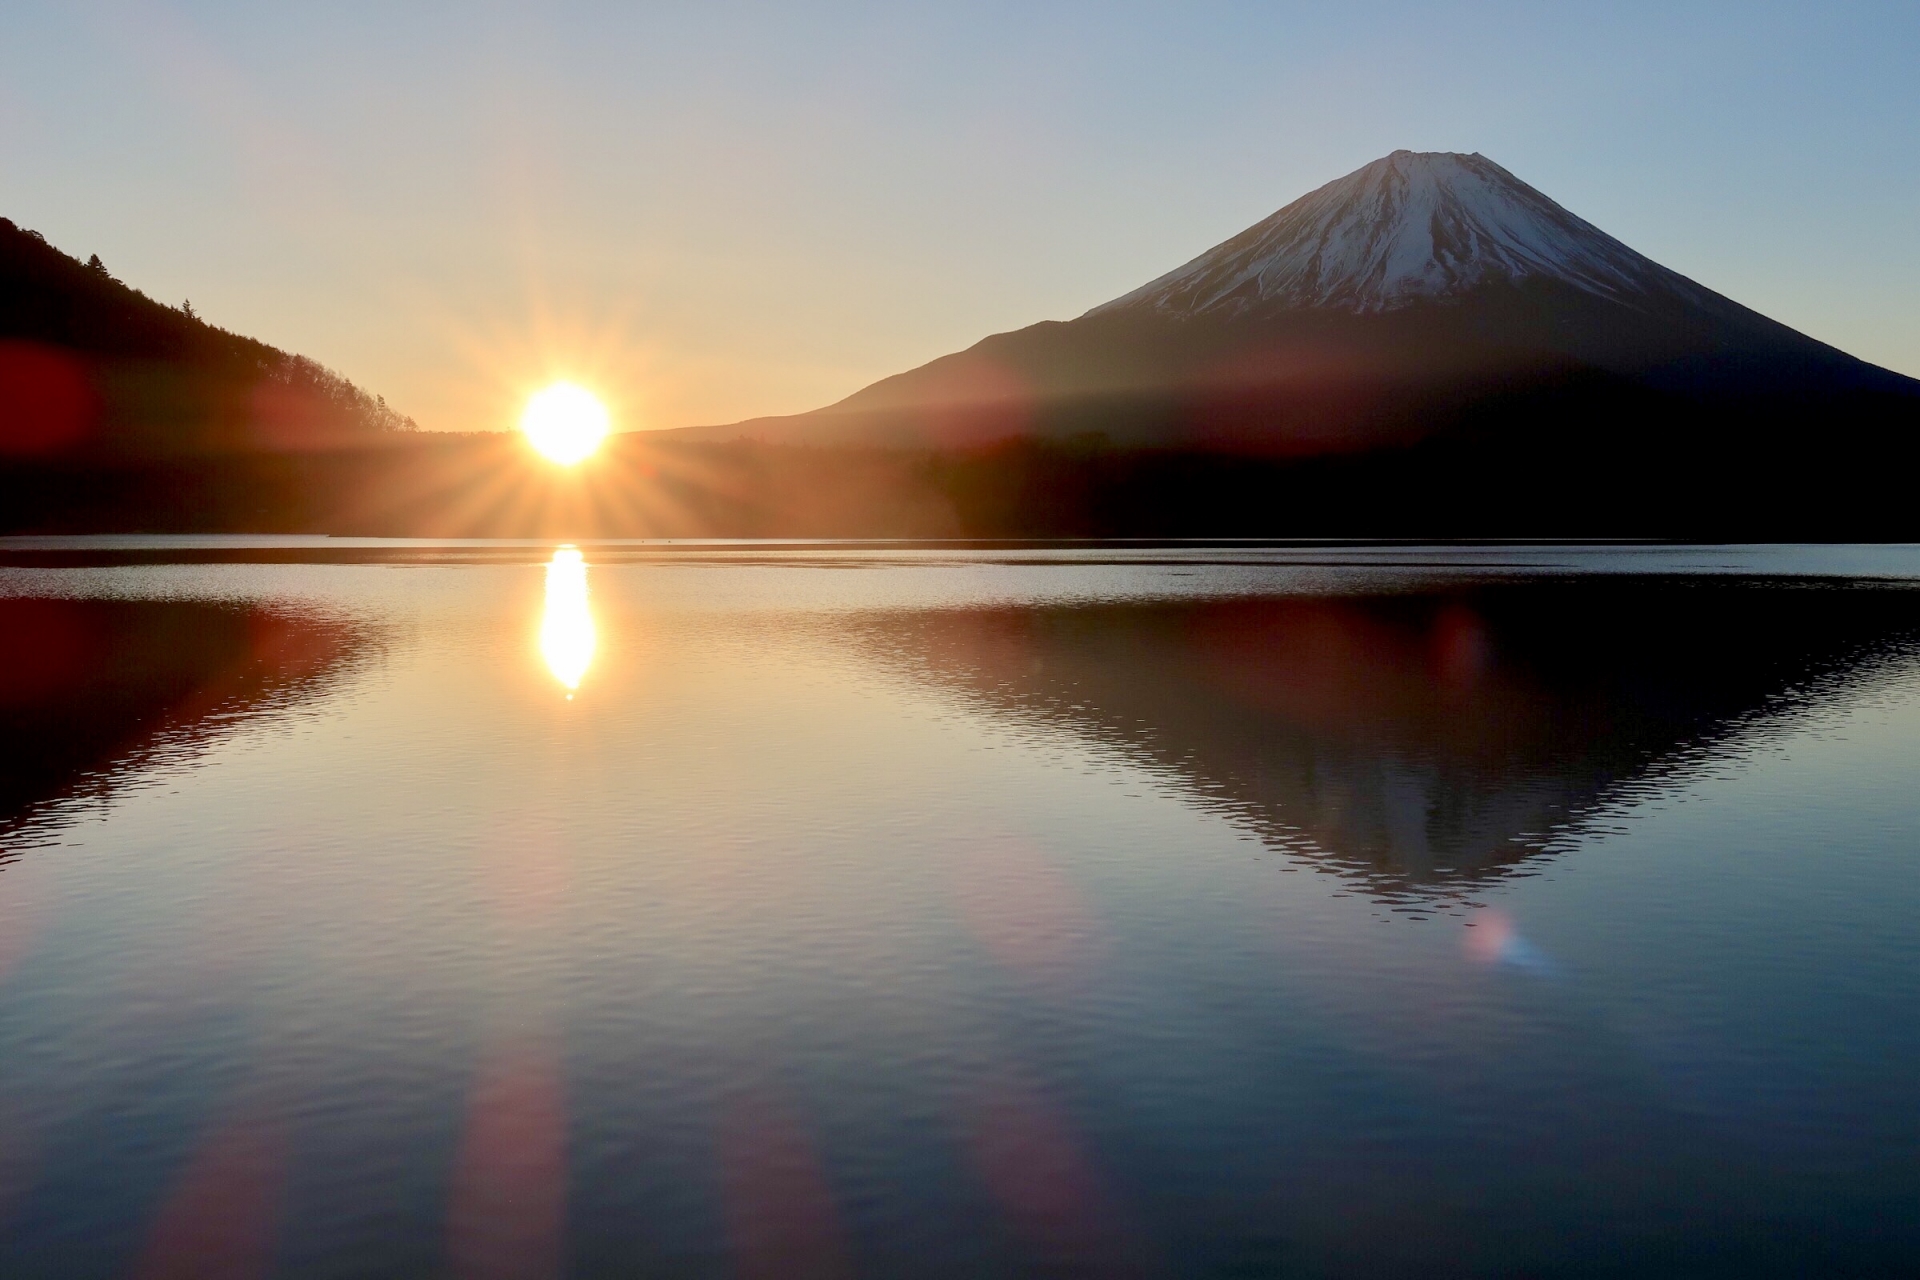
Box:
1, 383, 1915, 540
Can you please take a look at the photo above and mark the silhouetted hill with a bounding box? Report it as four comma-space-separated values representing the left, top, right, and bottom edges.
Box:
0, 217, 412, 458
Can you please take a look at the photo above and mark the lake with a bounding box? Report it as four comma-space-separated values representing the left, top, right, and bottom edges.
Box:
1, 540, 1918, 1278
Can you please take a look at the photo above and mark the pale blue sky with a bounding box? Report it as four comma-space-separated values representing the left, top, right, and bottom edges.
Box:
2, 2, 1914, 430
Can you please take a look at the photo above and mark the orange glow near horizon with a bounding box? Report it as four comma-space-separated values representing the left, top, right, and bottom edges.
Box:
521, 383, 610, 464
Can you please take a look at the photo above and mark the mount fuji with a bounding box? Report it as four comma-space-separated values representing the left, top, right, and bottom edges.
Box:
675, 151, 1917, 482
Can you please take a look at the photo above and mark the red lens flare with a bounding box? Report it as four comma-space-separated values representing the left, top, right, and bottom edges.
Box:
0, 342, 96, 456
446, 1044, 569, 1280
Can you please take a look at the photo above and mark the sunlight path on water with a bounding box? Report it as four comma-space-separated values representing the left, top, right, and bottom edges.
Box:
539, 547, 595, 693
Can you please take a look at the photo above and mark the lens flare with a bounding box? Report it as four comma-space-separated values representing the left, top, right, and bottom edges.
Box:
540, 547, 595, 693
520, 382, 609, 464
1464, 908, 1558, 977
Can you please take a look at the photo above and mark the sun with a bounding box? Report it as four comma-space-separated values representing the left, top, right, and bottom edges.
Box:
521, 382, 610, 464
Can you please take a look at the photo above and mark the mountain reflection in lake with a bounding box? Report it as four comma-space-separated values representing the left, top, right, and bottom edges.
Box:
853, 582, 1920, 899
0, 545, 1918, 1279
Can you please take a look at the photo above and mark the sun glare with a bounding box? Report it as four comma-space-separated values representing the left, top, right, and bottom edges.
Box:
521, 382, 609, 464
541, 546, 596, 693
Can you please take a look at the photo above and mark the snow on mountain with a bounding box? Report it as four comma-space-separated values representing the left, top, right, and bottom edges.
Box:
1091, 150, 1714, 318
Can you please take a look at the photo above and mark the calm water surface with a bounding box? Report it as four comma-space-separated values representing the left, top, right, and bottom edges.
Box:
1, 542, 1918, 1278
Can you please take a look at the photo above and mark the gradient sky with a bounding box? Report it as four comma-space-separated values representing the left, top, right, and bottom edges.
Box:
2, 2, 1915, 432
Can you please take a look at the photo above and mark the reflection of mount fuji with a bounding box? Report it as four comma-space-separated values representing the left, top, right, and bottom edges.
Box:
0, 599, 372, 844
870, 580, 1920, 895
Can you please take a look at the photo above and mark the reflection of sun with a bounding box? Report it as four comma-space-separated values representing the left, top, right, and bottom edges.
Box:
541, 546, 595, 693
521, 382, 609, 464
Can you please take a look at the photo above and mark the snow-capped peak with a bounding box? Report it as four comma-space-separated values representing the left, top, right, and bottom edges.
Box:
1090, 150, 1706, 318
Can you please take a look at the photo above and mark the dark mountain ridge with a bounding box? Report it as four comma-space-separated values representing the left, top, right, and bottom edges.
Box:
0, 216, 413, 458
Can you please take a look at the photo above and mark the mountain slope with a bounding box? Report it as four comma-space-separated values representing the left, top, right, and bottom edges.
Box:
674, 151, 1917, 454
0, 217, 412, 457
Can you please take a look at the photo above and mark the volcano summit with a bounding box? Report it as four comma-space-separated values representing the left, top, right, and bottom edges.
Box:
1093, 150, 1711, 318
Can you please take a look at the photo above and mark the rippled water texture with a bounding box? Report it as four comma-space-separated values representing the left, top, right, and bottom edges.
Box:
1, 541, 1918, 1278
